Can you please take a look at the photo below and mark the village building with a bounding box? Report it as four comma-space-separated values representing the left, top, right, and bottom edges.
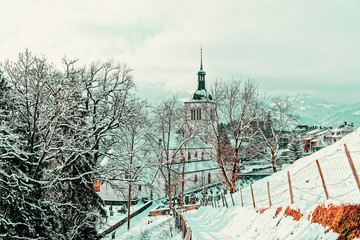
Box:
300, 122, 354, 153
324, 122, 354, 145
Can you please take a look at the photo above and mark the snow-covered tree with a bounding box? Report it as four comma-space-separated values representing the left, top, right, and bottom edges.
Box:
151, 96, 193, 210
208, 79, 260, 205
0, 62, 60, 239
103, 99, 153, 229
288, 135, 302, 162
1, 50, 138, 239
257, 97, 299, 172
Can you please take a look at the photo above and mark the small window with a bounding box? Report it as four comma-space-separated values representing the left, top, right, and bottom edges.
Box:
138, 185, 142, 191
211, 109, 215, 120
201, 152, 205, 160
191, 109, 196, 120
208, 173, 211, 184
194, 175, 197, 182
195, 152, 198, 159
188, 152, 191, 161
197, 109, 201, 120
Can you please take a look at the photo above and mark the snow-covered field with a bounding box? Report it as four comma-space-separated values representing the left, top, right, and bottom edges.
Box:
183, 127, 360, 240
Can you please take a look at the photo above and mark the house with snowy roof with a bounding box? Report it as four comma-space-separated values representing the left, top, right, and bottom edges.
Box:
324, 121, 354, 145
301, 122, 354, 153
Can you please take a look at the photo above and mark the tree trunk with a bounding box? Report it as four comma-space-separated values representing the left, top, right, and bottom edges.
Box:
271, 155, 277, 173
181, 158, 185, 207
127, 182, 132, 230
271, 143, 277, 173
231, 141, 239, 193
168, 170, 172, 210
230, 191, 235, 207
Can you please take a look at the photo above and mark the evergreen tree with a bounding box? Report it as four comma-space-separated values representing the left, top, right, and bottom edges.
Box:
0, 69, 58, 239
1, 50, 136, 239
288, 136, 302, 162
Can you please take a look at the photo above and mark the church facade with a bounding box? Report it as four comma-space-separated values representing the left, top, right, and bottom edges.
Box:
98, 51, 223, 203
150, 50, 223, 200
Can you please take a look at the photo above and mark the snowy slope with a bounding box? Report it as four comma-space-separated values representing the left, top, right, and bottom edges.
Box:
184, 127, 360, 240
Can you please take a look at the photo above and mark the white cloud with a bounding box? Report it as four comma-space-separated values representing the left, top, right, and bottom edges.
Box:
1, 0, 359, 103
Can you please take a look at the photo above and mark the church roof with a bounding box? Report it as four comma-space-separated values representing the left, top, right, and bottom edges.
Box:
171, 160, 219, 174
190, 89, 213, 101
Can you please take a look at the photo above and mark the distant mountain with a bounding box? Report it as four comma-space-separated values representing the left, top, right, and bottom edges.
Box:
287, 93, 360, 128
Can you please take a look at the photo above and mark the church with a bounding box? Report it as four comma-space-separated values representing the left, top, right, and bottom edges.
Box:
98, 50, 223, 203
149, 49, 223, 200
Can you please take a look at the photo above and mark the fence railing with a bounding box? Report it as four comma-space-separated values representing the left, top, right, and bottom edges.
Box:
200, 192, 228, 208
173, 208, 192, 240
98, 201, 153, 239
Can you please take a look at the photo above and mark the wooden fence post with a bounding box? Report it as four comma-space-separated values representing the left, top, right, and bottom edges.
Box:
250, 184, 255, 209
240, 188, 243, 207
287, 171, 294, 204
344, 144, 360, 192
316, 159, 329, 200
267, 181, 272, 207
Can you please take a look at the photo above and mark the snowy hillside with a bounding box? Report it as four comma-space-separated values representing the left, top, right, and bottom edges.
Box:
288, 93, 360, 127
184, 127, 360, 239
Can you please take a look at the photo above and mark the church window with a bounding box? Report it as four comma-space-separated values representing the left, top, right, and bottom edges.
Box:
197, 109, 201, 120
211, 109, 215, 121
191, 109, 196, 120
201, 152, 205, 160
208, 173, 211, 184
194, 175, 198, 182
195, 152, 198, 159
188, 152, 191, 161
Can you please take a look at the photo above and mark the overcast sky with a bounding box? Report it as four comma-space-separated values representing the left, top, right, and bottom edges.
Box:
1, 0, 359, 104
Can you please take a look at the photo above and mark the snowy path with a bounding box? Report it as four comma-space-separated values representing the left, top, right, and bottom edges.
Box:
185, 208, 228, 240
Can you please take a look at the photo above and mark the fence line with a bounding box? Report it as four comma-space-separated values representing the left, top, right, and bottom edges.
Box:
173, 208, 192, 240
181, 145, 359, 238
236, 145, 360, 211
197, 145, 360, 212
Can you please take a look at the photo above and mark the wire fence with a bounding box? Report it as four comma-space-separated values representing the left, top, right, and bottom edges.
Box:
195, 144, 360, 213
177, 144, 360, 239
237, 144, 360, 211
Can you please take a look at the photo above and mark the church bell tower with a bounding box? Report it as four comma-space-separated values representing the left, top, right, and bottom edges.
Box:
184, 48, 217, 142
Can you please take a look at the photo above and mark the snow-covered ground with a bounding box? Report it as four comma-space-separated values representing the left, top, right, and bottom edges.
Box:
183, 127, 360, 240
102, 203, 182, 240
185, 205, 339, 240
98, 202, 147, 235
100, 128, 360, 239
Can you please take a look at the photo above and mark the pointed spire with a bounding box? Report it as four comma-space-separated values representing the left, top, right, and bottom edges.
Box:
200, 46, 203, 70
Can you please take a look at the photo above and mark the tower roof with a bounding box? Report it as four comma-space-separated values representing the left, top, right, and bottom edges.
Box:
190, 47, 213, 101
